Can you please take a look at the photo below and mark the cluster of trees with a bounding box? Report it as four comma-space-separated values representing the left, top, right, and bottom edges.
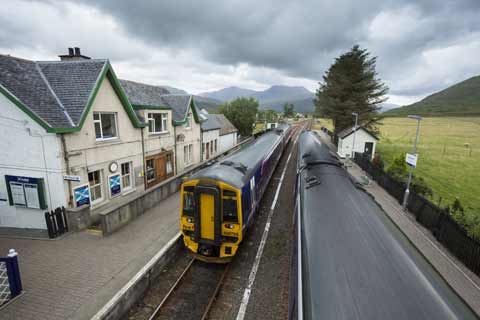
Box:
218, 97, 298, 137
315, 45, 388, 136
218, 97, 258, 136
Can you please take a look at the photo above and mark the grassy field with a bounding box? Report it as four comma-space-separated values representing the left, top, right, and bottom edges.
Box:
315, 116, 480, 236
312, 118, 334, 132
378, 117, 480, 236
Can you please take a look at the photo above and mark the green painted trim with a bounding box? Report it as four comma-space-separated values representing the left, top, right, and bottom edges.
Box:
132, 104, 171, 110
0, 85, 52, 131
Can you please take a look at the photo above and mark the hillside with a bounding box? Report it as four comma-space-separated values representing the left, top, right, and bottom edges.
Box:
385, 75, 480, 116
200, 85, 315, 113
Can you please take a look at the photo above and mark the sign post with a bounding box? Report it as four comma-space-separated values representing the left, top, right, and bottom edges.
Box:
402, 115, 422, 211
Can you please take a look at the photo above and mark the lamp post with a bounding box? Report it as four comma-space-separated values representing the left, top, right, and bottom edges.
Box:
351, 112, 358, 160
402, 115, 422, 211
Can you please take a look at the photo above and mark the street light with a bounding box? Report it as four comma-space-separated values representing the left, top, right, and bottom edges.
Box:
351, 112, 358, 159
402, 115, 422, 211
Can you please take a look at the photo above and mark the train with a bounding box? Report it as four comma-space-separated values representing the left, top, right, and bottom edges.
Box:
180, 124, 292, 263
291, 131, 476, 320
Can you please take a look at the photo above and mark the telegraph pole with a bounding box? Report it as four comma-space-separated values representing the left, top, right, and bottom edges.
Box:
402, 115, 422, 211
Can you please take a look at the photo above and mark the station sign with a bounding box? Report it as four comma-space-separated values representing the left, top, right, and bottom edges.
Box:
64, 175, 81, 182
405, 153, 418, 167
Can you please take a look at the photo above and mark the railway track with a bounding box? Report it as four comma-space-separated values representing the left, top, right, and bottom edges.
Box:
148, 257, 229, 320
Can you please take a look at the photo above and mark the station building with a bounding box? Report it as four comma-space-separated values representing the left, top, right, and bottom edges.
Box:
0, 48, 206, 230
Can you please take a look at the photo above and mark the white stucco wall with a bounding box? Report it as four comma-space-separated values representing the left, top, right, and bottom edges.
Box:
219, 132, 238, 153
202, 129, 220, 160
337, 129, 377, 159
0, 93, 66, 229
63, 77, 144, 208
175, 112, 201, 173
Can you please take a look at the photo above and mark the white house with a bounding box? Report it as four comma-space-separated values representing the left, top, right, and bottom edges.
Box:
200, 111, 221, 160
215, 114, 238, 153
337, 126, 378, 160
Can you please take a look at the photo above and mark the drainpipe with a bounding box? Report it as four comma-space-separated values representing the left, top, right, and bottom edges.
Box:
173, 125, 178, 175
60, 134, 73, 207
141, 127, 147, 189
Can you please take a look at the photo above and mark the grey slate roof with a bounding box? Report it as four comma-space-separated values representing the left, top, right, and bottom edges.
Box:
119, 79, 170, 107
120, 79, 198, 123
200, 113, 222, 131
0, 54, 107, 129
215, 114, 238, 135
37, 60, 106, 125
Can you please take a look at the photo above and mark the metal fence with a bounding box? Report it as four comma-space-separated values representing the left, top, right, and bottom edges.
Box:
354, 154, 480, 277
0, 249, 22, 307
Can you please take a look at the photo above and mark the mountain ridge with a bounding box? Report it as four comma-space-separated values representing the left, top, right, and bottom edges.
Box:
385, 75, 480, 116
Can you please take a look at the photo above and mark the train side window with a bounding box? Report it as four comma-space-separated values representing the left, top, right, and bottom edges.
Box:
223, 190, 238, 223
183, 191, 195, 216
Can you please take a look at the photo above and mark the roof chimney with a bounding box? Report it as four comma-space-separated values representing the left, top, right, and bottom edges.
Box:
59, 47, 91, 61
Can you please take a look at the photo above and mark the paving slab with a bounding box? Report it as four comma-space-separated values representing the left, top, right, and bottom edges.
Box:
0, 193, 180, 320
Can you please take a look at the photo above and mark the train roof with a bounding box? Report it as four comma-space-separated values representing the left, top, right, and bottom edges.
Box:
296, 131, 475, 319
187, 124, 290, 188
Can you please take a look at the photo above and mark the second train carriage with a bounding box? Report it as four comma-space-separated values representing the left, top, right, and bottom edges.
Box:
180, 124, 292, 262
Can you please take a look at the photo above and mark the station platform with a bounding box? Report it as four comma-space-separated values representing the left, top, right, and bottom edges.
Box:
0, 193, 181, 320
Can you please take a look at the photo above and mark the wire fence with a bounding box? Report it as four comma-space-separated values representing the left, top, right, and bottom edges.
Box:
354, 153, 480, 277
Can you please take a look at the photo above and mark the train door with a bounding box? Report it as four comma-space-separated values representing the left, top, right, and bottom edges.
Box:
194, 184, 221, 244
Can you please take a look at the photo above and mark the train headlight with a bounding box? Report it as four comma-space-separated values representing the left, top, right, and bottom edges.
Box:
186, 217, 193, 223
225, 223, 235, 229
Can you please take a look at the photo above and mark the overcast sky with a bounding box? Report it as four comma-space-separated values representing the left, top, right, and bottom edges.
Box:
1, 0, 479, 105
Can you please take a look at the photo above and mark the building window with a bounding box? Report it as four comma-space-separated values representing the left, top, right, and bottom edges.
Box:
185, 113, 191, 129
146, 159, 155, 182
147, 113, 168, 134
166, 153, 173, 175
214, 139, 217, 153
88, 170, 103, 204
93, 112, 117, 140
121, 162, 133, 190
210, 141, 213, 153
184, 144, 193, 165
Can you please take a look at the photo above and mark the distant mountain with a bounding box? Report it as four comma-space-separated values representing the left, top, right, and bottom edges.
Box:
261, 97, 315, 114
385, 75, 480, 116
199, 86, 257, 101
200, 85, 316, 113
156, 85, 222, 113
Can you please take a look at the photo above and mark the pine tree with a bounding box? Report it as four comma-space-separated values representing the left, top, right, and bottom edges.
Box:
315, 45, 388, 137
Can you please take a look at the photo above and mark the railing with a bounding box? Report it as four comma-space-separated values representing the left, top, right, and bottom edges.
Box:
45, 207, 69, 239
0, 249, 22, 307
354, 153, 480, 277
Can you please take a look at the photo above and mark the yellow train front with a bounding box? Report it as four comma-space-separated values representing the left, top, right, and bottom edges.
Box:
180, 124, 291, 263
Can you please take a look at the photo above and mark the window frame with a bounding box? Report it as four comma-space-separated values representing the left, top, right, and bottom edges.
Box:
121, 162, 134, 191
88, 169, 104, 205
185, 113, 192, 129
146, 159, 156, 183
147, 112, 169, 134
184, 143, 193, 165
93, 112, 118, 141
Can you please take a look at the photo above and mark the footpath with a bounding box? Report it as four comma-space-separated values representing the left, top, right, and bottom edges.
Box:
0, 193, 180, 320
316, 129, 480, 316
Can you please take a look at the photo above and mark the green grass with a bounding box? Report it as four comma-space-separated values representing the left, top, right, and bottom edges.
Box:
377, 117, 480, 236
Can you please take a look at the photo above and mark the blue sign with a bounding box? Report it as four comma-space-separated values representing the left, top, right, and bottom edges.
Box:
109, 174, 121, 197
5, 175, 40, 185
74, 184, 90, 207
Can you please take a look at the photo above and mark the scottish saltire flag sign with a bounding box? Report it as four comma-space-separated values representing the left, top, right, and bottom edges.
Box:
109, 174, 121, 197
74, 184, 90, 207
